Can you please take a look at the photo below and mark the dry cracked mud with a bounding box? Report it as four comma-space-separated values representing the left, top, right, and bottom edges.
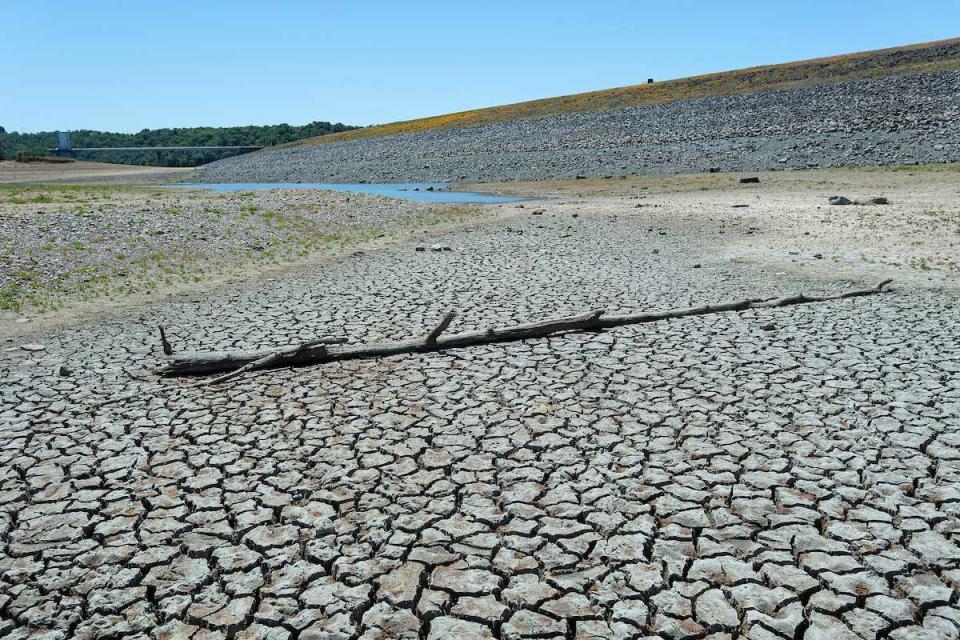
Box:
2, 170, 959, 639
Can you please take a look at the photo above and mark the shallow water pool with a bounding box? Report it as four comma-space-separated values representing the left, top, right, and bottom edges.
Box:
174, 182, 520, 204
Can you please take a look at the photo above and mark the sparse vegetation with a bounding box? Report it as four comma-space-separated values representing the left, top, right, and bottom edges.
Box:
0, 185, 480, 313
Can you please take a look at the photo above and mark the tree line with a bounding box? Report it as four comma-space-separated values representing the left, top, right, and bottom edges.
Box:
0, 121, 358, 166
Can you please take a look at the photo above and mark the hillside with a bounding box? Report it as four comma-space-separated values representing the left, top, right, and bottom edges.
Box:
191, 70, 960, 184
288, 37, 960, 147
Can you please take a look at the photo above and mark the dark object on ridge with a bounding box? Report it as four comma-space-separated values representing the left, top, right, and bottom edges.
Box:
647, 78, 654, 84
830, 196, 853, 205
740, 177, 760, 184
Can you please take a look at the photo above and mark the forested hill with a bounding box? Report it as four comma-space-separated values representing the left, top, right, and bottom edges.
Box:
0, 121, 359, 167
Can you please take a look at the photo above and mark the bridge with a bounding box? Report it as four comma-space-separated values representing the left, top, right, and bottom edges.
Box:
49, 132, 264, 157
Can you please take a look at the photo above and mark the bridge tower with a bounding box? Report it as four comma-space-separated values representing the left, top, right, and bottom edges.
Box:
55, 131, 73, 157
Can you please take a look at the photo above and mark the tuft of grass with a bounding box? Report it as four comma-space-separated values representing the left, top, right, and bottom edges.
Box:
0, 285, 24, 312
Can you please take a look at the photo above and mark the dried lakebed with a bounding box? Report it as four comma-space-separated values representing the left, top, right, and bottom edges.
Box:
1, 169, 959, 639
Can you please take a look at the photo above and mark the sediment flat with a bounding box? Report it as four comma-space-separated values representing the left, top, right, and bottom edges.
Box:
0, 160, 191, 185
2, 167, 958, 638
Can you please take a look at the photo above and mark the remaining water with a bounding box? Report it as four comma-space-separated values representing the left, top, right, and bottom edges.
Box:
174, 182, 520, 204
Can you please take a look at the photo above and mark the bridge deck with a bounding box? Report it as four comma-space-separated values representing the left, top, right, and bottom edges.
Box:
49, 145, 264, 152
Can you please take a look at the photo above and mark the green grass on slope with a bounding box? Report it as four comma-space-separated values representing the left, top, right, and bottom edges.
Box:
284, 37, 960, 147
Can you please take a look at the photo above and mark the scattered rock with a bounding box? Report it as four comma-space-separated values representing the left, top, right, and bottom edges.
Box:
58, 365, 72, 377
854, 197, 890, 205
761, 323, 777, 331
740, 177, 761, 184
732, 204, 750, 208
415, 246, 426, 252
829, 196, 853, 205
20, 343, 45, 352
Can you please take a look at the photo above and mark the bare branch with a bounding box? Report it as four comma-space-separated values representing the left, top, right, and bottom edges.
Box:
425, 311, 457, 345
160, 280, 893, 381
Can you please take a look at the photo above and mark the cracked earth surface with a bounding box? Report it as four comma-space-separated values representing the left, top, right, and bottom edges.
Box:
2, 173, 959, 639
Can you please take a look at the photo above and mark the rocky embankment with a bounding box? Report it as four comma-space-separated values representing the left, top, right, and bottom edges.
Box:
192, 72, 960, 184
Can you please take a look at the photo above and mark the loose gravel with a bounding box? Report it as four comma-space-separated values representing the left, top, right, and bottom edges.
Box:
2, 173, 958, 639
192, 72, 960, 184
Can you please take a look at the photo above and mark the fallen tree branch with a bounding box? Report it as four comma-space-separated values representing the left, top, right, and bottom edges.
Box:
159, 279, 892, 381
596, 278, 893, 326
200, 339, 330, 386
163, 335, 348, 376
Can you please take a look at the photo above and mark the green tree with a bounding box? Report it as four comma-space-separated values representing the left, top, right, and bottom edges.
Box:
0, 121, 359, 167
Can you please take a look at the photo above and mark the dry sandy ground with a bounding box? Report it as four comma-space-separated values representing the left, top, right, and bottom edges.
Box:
471, 166, 960, 289
0, 160, 191, 185
1, 167, 959, 639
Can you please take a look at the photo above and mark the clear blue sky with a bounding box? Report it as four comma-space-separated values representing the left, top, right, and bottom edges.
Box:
2, 1, 958, 133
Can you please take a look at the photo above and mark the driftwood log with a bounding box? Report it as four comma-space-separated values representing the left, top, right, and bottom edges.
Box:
160, 279, 893, 382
